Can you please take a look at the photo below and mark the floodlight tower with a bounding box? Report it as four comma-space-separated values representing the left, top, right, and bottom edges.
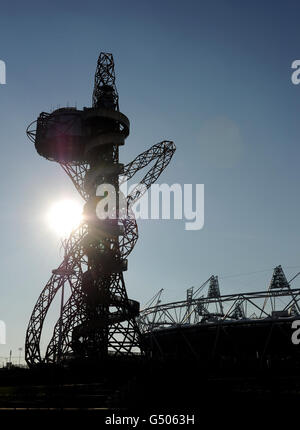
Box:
25, 53, 175, 366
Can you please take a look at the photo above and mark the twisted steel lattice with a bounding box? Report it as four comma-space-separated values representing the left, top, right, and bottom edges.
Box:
25, 53, 175, 366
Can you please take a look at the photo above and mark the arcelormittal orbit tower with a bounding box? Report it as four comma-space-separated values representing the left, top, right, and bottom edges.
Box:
25, 52, 175, 366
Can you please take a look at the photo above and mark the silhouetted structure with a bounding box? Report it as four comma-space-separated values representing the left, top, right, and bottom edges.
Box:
25, 52, 175, 366
139, 266, 300, 367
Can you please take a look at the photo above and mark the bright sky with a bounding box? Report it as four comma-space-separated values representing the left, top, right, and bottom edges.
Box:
0, 0, 300, 362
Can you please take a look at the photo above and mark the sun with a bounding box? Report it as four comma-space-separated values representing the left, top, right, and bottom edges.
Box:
47, 199, 83, 237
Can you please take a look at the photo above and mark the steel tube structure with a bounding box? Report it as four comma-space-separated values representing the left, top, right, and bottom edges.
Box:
138, 287, 300, 332
25, 52, 176, 366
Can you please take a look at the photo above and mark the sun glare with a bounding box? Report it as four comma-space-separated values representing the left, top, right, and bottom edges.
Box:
47, 199, 83, 237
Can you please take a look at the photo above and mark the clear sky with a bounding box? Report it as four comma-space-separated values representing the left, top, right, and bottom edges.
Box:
0, 0, 300, 362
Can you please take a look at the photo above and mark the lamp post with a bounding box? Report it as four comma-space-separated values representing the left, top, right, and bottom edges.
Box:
18, 347, 22, 366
